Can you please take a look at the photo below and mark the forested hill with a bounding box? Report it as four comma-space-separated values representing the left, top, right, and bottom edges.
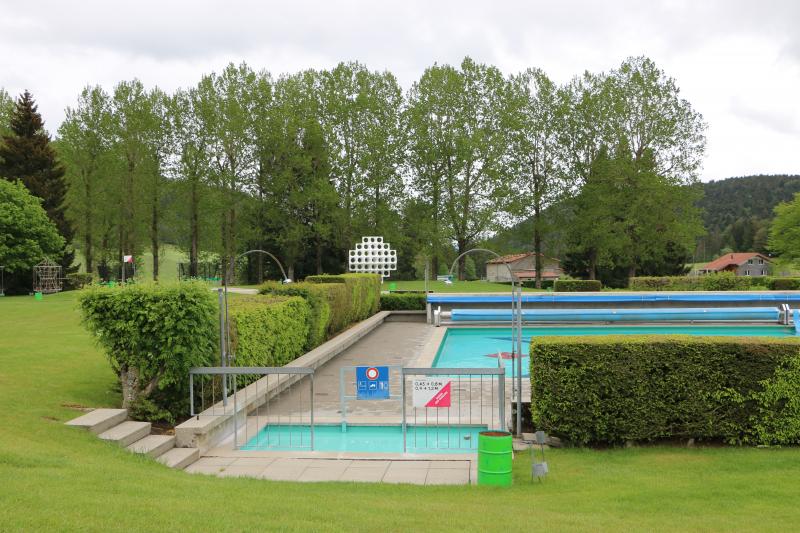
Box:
699, 174, 800, 233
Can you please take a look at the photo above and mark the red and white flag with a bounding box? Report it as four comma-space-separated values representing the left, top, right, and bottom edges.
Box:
123, 255, 134, 263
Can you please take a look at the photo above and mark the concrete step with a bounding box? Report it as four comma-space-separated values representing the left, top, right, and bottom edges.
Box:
127, 435, 175, 458
157, 447, 199, 469
98, 421, 151, 447
65, 408, 128, 434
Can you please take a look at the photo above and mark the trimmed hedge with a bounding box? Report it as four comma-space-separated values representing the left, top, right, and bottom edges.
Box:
628, 276, 704, 291
531, 335, 800, 446
380, 292, 426, 310
629, 274, 800, 291
768, 277, 800, 290
66, 272, 94, 290
259, 282, 331, 349
227, 295, 310, 367
306, 273, 381, 323
79, 282, 217, 422
553, 279, 602, 292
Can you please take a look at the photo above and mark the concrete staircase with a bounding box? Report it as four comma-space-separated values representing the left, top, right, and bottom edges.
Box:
66, 408, 198, 469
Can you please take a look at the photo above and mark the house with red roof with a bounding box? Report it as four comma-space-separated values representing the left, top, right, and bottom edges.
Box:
699, 252, 772, 277
485, 252, 563, 282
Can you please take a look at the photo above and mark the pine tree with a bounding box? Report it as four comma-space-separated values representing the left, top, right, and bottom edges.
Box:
0, 91, 74, 271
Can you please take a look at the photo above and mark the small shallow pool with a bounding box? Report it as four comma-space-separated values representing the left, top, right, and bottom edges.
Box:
434, 325, 796, 378
241, 424, 485, 453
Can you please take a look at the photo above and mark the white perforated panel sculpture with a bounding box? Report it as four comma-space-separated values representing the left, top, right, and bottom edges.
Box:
348, 236, 397, 279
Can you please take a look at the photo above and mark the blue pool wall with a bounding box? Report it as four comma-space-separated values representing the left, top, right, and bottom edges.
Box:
450, 307, 781, 323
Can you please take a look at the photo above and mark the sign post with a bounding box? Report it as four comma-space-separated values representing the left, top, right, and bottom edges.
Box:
356, 366, 390, 400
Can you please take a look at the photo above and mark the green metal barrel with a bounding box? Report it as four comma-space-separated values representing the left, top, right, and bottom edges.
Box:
477, 431, 513, 486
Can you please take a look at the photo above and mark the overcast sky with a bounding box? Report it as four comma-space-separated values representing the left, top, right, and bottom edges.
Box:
1, 0, 798, 182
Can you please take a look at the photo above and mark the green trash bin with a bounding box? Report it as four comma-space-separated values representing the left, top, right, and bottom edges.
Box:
34, 291, 43, 301
388, 282, 397, 291
477, 430, 513, 486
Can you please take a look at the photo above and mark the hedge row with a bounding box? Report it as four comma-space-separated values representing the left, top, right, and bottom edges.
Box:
553, 279, 602, 292
531, 335, 800, 446
79, 282, 218, 423
260, 273, 381, 345
629, 273, 800, 291
227, 295, 311, 367
380, 292, 427, 310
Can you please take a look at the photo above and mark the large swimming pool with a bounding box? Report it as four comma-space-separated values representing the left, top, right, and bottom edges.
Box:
240, 424, 485, 453
433, 325, 796, 378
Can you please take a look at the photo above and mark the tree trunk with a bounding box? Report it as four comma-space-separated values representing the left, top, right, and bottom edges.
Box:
457, 239, 467, 281
316, 238, 323, 275
151, 201, 159, 281
84, 175, 94, 274
588, 249, 597, 280
120, 365, 140, 409
288, 264, 295, 281
533, 203, 542, 289
628, 264, 637, 279
189, 178, 199, 278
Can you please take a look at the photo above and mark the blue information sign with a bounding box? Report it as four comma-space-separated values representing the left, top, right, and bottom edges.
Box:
356, 366, 390, 400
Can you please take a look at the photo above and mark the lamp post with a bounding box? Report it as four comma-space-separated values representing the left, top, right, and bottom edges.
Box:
219, 250, 290, 404
448, 248, 524, 436
0, 266, 4, 296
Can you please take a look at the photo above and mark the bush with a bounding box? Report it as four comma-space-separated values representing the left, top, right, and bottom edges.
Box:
628, 276, 704, 291
531, 335, 800, 446
306, 273, 381, 323
65, 272, 93, 290
227, 295, 311, 367
767, 277, 800, 290
553, 279, 602, 292
380, 292, 426, 310
259, 282, 330, 349
702, 271, 751, 291
79, 281, 217, 420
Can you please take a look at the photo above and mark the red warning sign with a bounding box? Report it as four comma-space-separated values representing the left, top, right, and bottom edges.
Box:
412, 379, 452, 408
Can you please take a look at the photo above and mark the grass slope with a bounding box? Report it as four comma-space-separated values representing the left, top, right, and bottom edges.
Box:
1, 292, 800, 531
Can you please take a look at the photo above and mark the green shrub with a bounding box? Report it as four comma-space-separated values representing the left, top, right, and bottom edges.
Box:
531, 335, 800, 446
380, 292, 426, 310
227, 295, 310, 367
628, 276, 704, 291
306, 273, 381, 323
259, 282, 330, 349
767, 277, 800, 290
553, 279, 602, 292
79, 282, 217, 420
702, 271, 751, 291
65, 272, 94, 290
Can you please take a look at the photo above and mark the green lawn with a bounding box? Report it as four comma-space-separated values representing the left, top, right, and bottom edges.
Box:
2, 292, 800, 531
388, 280, 545, 292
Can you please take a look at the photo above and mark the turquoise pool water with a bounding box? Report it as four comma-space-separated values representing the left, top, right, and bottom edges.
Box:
434, 325, 795, 378
241, 424, 485, 453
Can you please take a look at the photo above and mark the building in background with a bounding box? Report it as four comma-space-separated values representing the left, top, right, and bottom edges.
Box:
485, 252, 563, 283
699, 252, 772, 276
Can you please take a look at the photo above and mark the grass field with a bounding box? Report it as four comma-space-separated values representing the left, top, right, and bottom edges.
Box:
2, 292, 800, 531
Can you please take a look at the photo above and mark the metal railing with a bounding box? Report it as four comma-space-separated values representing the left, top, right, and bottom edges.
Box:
189, 366, 315, 450
401, 367, 506, 453
339, 365, 403, 430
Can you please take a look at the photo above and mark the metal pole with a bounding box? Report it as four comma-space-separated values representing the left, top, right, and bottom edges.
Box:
233, 371, 238, 449
516, 284, 523, 435
424, 259, 429, 294
401, 369, 407, 452
498, 372, 505, 431
310, 373, 315, 451
217, 289, 227, 406
340, 367, 347, 432
189, 372, 195, 417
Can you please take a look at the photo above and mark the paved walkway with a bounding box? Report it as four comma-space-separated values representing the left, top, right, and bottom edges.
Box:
186, 455, 473, 484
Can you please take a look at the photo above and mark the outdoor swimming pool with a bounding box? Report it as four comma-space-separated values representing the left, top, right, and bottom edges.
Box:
240, 424, 485, 453
433, 325, 796, 378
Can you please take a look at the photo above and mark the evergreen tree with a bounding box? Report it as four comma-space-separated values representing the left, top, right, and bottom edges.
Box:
0, 91, 74, 271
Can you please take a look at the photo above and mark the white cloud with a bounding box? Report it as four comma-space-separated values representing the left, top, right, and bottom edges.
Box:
0, 0, 798, 180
